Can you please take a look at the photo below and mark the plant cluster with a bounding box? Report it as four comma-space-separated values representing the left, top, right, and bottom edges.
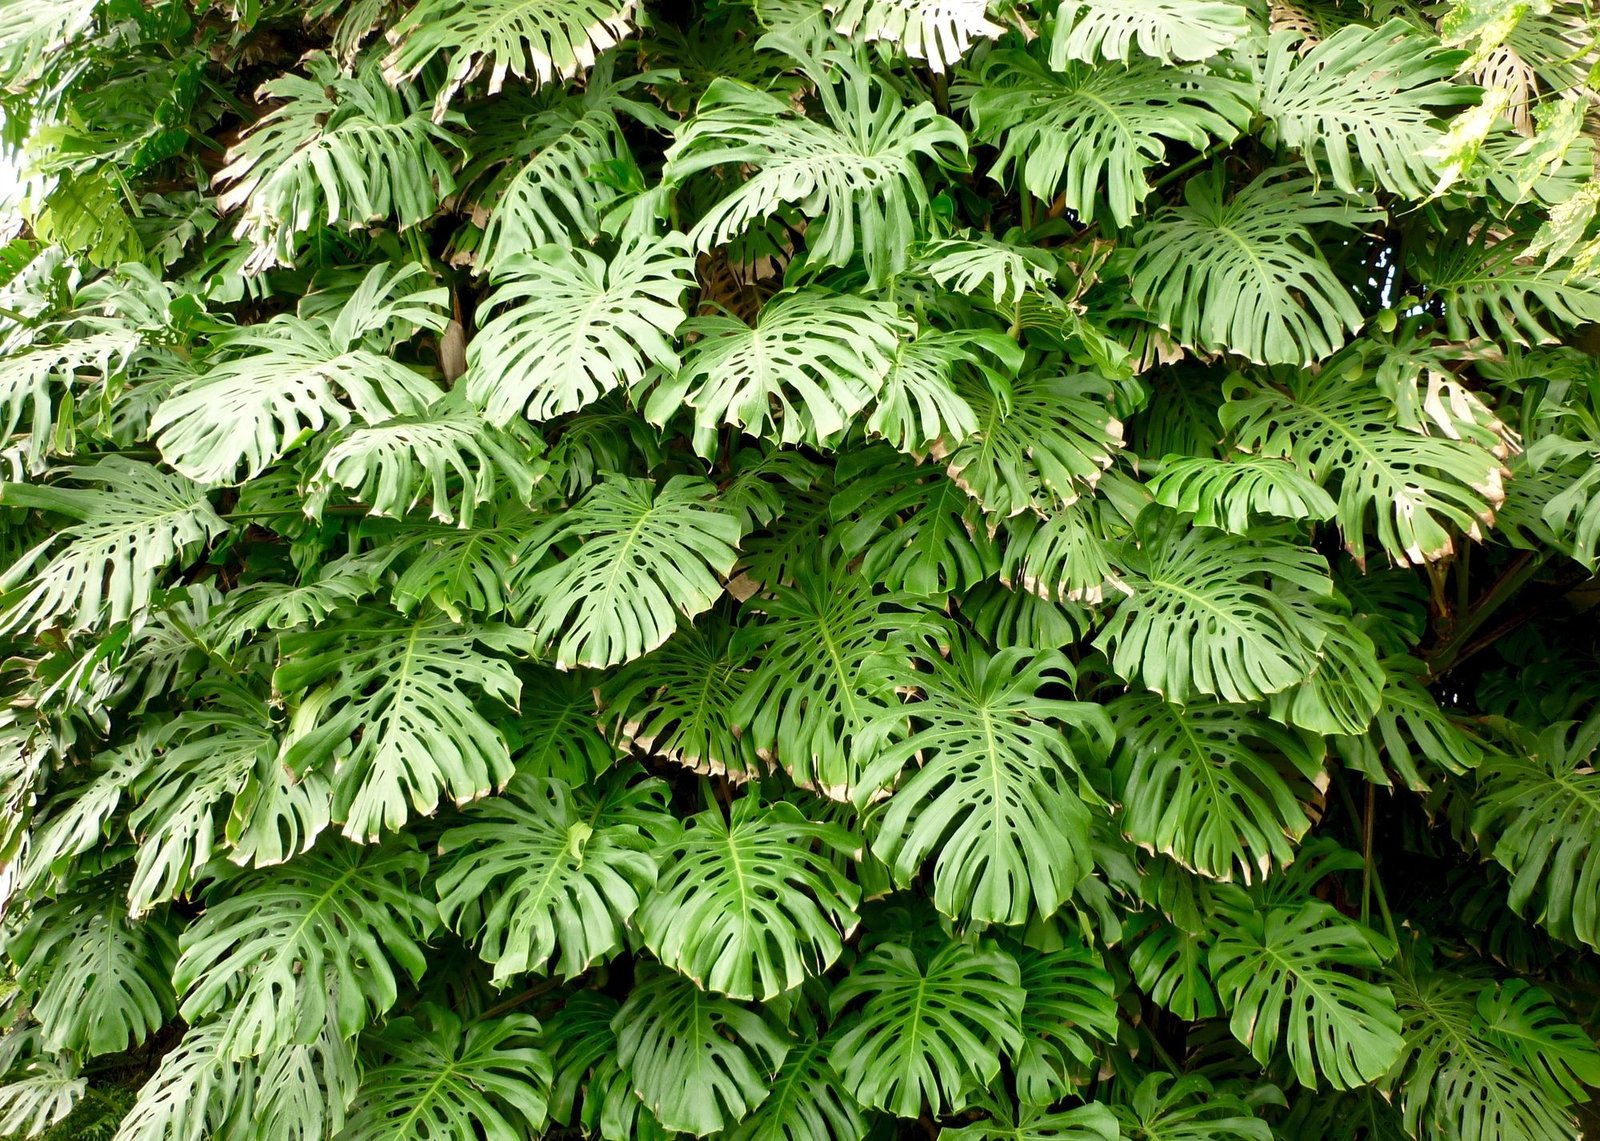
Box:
1, 0, 1599, 1138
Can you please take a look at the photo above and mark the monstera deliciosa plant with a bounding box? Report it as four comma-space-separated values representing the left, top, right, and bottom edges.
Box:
2, 0, 1600, 1137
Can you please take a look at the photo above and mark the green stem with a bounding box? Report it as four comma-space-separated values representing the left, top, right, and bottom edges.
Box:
1333, 770, 1399, 944
1425, 550, 1545, 677
1150, 146, 1222, 194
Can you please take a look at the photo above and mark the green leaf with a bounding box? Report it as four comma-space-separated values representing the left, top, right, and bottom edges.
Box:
305, 398, 547, 527
968, 49, 1252, 227
387, 514, 526, 619
1110, 1072, 1271, 1141
1011, 941, 1119, 1105
861, 643, 1113, 926
1386, 962, 1599, 1141
251, 1029, 360, 1141
1411, 223, 1600, 347
505, 664, 618, 782
1472, 713, 1600, 948
1260, 22, 1475, 199
1129, 168, 1371, 367
945, 1100, 1119, 1141
638, 794, 861, 1000
276, 612, 534, 842
613, 966, 792, 1137
0, 330, 139, 475
173, 837, 437, 1057
467, 59, 668, 272
1333, 656, 1496, 790
602, 618, 764, 779
0, 1058, 85, 1138
384, 0, 639, 114
1095, 514, 1336, 704
1479, 978, 1600, 1104
516, 474, 741, 668
436, 773, 669, 983
666, 61, 966, 281
733, 555, 947, 797
657, 290, 909, 452
831, 447, 1001, 596
150, 264, 447, 485
464, 235, 694, 424
828, 940, 1024, 1117
215, 54, 460, 270
920, 233, 1063, 308
826, 0, 1004, 71
110, 1022, 245, 1141
544, 990, 622, 1128
1222, 366, 1509, 568
724, 1033, 869, 1141
1111, 693, 1328, 883
1266, 610, 1384, 736
938, 368, 1123, 518
1148, 455, 1337, 533
341, 1005, 551, 1141
127, 700, 279, 913
0, 458, 224, 635
543, 987, 675, 1139
998, 500, 1122, 604
11, 894, 177, 1057
16, 741, 147, 896
865, 327, 1017, 455
1049, 0, 1254, 63
1209, 900, 1404, 1089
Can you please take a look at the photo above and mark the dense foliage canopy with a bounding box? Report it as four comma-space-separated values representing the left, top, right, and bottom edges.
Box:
1, 0, 1599, 1138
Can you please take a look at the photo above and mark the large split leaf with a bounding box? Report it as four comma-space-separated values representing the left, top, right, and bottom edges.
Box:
733, 556, 947, 798
1129, 169, 1370, 367
1472, 713, 1600, 949
613, 966, 792, 1137
637, 794, 861, 1000
465, 235, 694, 424
1095, 514, 1336, 704
968, 49, 1252, 227
602, 618, 763, 779
1386, 962, 1600, 1141
515, 474, 741, 669
828, 940, 1024, 1117
126, 699, 281, 913
0, 458, 224, 634
341, 1005, 551, 1141
1011, 940, 1119, 1106
1050, 0, 1254, 63
1209, 899, 1404, 1089
938, 368, 1123, 518
831, 447, 1001, 597
1223, 367, 1510, 568
1110, 692, 1327, 883
656, 291, 908, 452
276, 611, 533, 842
215, 54, 460, 269
150, 264, 448, 485
436, 773, 670, 983
826, 0, 1003, 71
666, 58, 965, 281
1260, 21, 1474, 199
173, 837, 437, 1057
1109, 1073, 1271, 1141
11, 894, 177, 1057
466, 60, 669, 271
305, 397, 547, 527
385, 0, 639, 114
860, 643, 1113, 925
